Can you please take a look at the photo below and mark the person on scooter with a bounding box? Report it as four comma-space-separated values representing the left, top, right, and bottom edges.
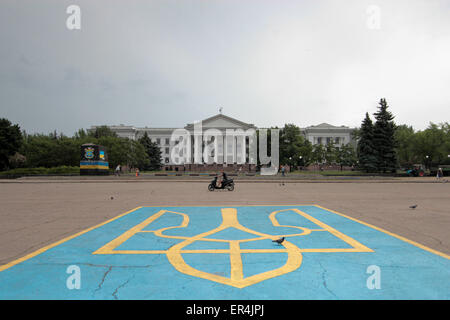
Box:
222, 170, 228, 183
216, 169, 228, 188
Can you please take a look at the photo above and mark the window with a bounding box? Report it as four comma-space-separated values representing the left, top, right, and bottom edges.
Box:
165, 147, 169, 154
317, 137, 322, 144
326, 137, 332, 144
165, 157, 169, 163
156, 138, 161, 145
165, 138, 170, 145
335, 137, 340, 144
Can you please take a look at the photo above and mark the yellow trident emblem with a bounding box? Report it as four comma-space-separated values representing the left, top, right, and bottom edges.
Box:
94, 207, 372, 288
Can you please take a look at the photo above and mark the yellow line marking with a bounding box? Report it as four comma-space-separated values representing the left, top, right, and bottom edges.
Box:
140, 204, 317, 208
230, 241, 244, 281
314, 205, 450, 260
94, 248, 366, 254
93, 210, 166, 254
93, 209, 191, 254
0, 206, 143, 272
295, 208, 373, 252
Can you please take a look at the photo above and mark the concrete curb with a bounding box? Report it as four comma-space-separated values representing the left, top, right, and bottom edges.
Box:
0, 179, 447, 184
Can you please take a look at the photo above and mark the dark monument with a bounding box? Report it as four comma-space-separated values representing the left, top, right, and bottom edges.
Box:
80, 143, 109, 175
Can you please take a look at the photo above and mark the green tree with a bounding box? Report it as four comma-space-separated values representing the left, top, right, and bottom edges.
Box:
74, 128, 88, 139
127, 140, 150, 170
411, 122, 450, 168
17, 126, 154, 172
89, 126, 118, 139
324, 141, 337, 164
394, 124, 416, 167
21, 134, 79, 168
279, 124, 312, 168
440, 122, 450, 165
21, 134, 55, 167
0, 118, 23, 170
138, 132, 162, 171
336, 143, 357, 170
96, 136, 128, 169
373, 98, 397, 173
357, 112, 378, 172
311, 143, 325, 164
351, 128, 361, 142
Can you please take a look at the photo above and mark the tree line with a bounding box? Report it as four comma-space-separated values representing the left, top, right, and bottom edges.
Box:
1, 99, 449, 173
276, 124, 357, 170
0, 122, 162, 172
356, 98, 450, 172
1, 119, 357, 172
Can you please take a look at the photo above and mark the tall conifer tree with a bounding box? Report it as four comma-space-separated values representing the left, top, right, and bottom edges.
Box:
138, 132, 162, 171
373, 98, 397, 173
357, 113, 378, 172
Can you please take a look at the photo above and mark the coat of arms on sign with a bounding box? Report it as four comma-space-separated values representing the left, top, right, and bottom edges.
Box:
85, 147, 95, 159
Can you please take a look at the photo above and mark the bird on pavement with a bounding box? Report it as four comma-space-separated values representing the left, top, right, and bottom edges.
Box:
409, 204, 418, 209
272, 237, 285, 245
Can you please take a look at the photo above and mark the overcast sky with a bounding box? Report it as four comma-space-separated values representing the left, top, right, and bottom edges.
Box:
1, 0, 449, 135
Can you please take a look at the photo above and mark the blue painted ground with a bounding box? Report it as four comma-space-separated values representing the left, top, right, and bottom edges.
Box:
0, 205, 448, 299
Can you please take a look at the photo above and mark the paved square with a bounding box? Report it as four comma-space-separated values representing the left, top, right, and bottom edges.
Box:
0, 205, 448, 299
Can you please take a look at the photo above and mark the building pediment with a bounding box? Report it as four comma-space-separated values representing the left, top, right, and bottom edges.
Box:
305, 123, 351, 130
185, 114, 256, 130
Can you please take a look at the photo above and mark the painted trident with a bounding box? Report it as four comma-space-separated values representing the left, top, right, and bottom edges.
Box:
94, 208, 372, 288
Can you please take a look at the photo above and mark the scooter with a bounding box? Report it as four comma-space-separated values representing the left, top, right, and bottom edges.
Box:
208, 176, 235, 191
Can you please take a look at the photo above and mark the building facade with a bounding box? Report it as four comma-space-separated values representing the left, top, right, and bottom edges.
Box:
89, 114, 356, 171
303, 122, 357, 148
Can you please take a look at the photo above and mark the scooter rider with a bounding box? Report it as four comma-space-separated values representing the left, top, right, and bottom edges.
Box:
222, 170, 228, 182
208, 170, 234, 191
216, 169, 227, 188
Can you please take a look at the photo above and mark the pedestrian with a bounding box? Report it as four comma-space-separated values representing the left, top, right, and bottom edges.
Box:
437, 167, 443, 180
115, 164, 121, 176
135, 168, 140, 177
281, 165, 285, 177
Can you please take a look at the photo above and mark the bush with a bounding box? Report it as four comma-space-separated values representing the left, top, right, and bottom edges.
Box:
0, 166, 80, 176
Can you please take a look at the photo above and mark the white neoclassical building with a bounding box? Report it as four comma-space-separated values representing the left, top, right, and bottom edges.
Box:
303, 123, 357, 148
89, 114, 355, 171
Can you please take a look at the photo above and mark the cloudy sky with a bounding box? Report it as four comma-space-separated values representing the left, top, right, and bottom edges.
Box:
1, 0, 449, 135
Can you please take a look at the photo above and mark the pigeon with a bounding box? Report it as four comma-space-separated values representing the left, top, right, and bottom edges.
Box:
110, 196, 114, 200
272, 237, 285, 245
409, 204, 417, 209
